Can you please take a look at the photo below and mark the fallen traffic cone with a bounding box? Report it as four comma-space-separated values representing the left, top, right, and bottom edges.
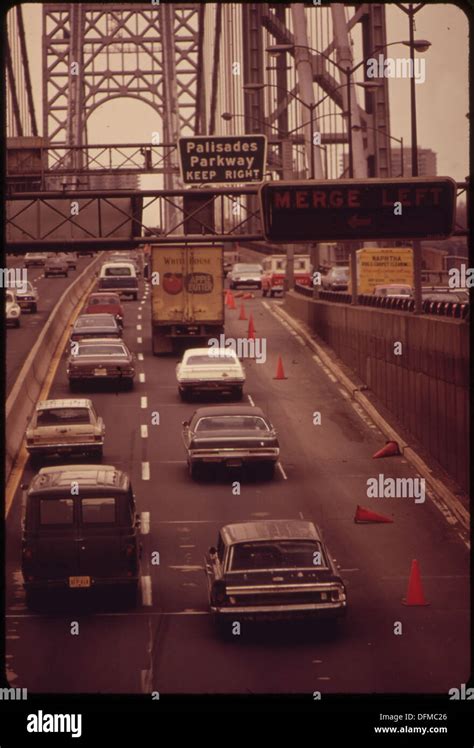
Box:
238, 303, 247, 321
273, 355, 287, 380
247, 313, 256, 339
373, 440, 400, 459
402, 559, 430, 606
242, 292, 253, 299
234, 291, 244, 298
354, 505, 393, 524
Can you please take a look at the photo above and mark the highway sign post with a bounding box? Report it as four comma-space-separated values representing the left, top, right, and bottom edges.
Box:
178, 135, 267, 185
259, 177, 457, 242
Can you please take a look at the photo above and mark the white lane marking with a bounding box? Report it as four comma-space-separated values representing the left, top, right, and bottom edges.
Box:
138, 353, 144, 361
298, 511, 305, 519
179, 545, 195, 549
338, 388, 350, 399
277, 462, 288, 480
140, 575, 152, 606
339, 568, 360, 573
168, 565, 203, 571
312, 354, 337, 383
247, 394, 255, 407
141, 425, 148, 438
136, 324, 142, 331
137, 337, 143, 344
295, 335, 305, 346
138, 314, 142, 320
141, 396, 148, 409
140, 511, 150, 534
141, 462, 150, 480
318, 677, 331, 681
139, 372, 146, 383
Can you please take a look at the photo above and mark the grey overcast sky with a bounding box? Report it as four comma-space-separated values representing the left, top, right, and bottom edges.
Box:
16, 2, 469, 182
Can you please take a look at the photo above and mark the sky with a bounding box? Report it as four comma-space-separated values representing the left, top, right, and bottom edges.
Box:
13, 2, 470, 183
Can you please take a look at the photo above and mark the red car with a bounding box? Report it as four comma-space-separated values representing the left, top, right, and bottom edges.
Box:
84, 292, 124, 328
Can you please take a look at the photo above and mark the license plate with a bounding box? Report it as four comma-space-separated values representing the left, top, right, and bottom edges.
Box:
69, 576, 91, 588
226, 459, 242, 467
94, 368, 107, 376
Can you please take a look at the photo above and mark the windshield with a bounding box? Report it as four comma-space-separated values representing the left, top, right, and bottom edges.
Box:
195, 415, 269, 432
234, 264, 262, 273
230, 540, 327, 570
37, 408, 91, 426
77, 344, 127, 357
332, 267, 348, 277
104, 266, 132, 276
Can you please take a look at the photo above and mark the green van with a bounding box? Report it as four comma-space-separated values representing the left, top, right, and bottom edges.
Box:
21, 465, 141, 609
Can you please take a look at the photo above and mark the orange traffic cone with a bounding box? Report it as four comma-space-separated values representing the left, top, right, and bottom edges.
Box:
243, 292, 253, 300
227, 292, 236, 310
273, 355, 287, 380
402, 559, 430, 606
354, 505, 393, 524
225, 290, 232, 306
373, 440, 400, 459
234, 291, 244, 298
247, 313, 255, 339
238, 303, 247, 321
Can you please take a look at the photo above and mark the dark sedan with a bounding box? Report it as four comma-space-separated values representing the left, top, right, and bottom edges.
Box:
182, 405, 279, 479
70, 313, 122, 343
205, 520, 347, 633
67, 338, 135, 390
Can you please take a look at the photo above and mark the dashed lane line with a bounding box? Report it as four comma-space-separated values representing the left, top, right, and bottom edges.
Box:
141, 396, 148, 409
141, 462, 150, 480
141, 425, 148, 438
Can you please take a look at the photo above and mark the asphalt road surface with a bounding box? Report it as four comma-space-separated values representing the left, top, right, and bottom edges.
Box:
5, 275, 469, 695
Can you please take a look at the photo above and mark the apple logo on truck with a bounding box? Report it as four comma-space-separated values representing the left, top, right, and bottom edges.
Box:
185, 273, 214, 294
163, 272, 184, 295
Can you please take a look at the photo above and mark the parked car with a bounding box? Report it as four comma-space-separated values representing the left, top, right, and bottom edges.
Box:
44, 253, 69, 278
108, 252, 142, 276
24, 252, 48, 267
228, 263, 263, 290
205, 520, 347, 632
321, 266, 349, 291
84, 292, 124, 328
64, 252, 78, 270
70, 313, 122, 343
176, 347, 245, 401
224, 250, 240, 277
261, 254, 312, 297
182, 405, 279, 479
5, 289, 21, 327
422, 288, 469, 304
373, 284, 413, 298
98, 261, 138, 300
67, 338, 135, 390
15, 280, 38, 313
26, 398, 105, 461
21, 464, 141, 609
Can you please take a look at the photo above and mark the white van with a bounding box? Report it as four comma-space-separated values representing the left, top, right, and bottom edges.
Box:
98, 261, 138, 300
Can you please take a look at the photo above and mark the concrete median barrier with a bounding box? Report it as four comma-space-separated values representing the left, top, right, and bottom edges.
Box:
6, 255, 103, 481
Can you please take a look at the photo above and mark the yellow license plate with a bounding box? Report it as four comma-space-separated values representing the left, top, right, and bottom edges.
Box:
94, 369, 107, 376
69, 576, 91, 588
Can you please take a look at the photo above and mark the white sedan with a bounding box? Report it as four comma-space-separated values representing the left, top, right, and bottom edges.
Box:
6, 289, 21, 327
176, 347, 246, 401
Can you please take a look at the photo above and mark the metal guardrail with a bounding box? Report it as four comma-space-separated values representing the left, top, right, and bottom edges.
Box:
294, 283, 470, 319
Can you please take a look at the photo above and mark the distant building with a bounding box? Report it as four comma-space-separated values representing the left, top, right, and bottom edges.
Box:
390, 147, 437, 177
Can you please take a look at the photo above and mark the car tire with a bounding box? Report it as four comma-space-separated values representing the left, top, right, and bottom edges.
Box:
15, 318, 20, 327
31, 303, 37, 313
93, 446, 103, 459
125, 378, 134, 391
122, 582, 139, 608
269, 290, 275, 298
233, 386, 243, 401
262, 288, 268, 297
189, 462, 203, 481
69, 380, 79, 392
261, 461, 275, 480
179, 388, 190, 402
25, 589, 42, 611
132, 293, 138, 301
214, 616, 235, 640
44, 272, 49, 278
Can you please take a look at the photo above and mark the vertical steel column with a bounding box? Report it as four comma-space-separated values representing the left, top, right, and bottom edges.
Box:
67, 2, 85, 186
17, 6, 38, 136
160, 2, 180, 231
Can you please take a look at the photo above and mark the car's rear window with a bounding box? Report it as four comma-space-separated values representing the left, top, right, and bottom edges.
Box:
76, 316, 116, 328
104, 267, 132, 276
39, 498, 74, 525
231, 540, 326, 570
186, 353, 236, 366
88, 296, 118, 306
77, 344, 127, 356
332, 267, 348, 277
81, 498, 116, 524
195, 415, 269, 431
37, 408, 91, 426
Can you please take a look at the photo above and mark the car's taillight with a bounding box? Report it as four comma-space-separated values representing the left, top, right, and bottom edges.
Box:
212, 581, 228, 605
331, 586, 345, 602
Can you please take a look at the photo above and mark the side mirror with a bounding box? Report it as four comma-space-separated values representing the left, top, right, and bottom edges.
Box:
208, 546, 217, 557
20, 483, 29, 491
182, 420, 189, 427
